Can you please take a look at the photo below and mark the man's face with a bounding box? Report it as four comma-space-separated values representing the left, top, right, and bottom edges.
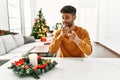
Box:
61, 13, 76, 28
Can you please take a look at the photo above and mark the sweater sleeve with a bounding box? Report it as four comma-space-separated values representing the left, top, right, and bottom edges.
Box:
49, 30, 63, 54
77, 30, 92, 55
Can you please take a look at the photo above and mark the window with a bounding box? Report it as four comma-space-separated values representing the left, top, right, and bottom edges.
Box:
7, 0, 22, 34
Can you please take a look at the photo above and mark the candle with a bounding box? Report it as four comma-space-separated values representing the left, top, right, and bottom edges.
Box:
29, 54, 38, 66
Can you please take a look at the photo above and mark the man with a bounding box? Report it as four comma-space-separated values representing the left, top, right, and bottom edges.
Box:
49, 5, 92, 57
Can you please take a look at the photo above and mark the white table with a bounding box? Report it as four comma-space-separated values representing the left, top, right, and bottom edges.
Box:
29, 45, 49, 53
0, 58, 120, 80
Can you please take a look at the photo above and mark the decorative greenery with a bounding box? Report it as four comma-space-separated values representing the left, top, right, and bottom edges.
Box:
0, 30, 17, 36
31, 9, 50, 39
55, 23, 62, 30
8, 55, 57, 79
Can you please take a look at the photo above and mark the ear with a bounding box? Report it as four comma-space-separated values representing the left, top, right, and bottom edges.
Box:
73, 15, 76, 20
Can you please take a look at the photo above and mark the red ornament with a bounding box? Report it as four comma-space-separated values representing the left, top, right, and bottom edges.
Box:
41, 37, 46, 42
1, 30, 5, 35
24, 65, 30, 69
34, 18, 39, 22
37, 64, 42, 68
14, 59, 25, 67
14, 61, 21, 67
42, 64, 47, 68
37, 55, 41, 60
32, 66, 37, 71
19, 59, 25, 65
37, 64, 47, 69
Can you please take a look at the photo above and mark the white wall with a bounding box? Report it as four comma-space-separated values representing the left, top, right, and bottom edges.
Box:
34, 0, 96, 26
23, 0, 32, 36
31, 0, 97, 41
98, 0, 120, 54
0, 0, 32, 36
0, 0, 97, 41
80, 8, 97, 41
0, 0, 9, 30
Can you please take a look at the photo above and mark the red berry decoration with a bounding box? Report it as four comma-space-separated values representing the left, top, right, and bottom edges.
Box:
32, 66, 38, 71
37, 55, 41, 60
24, 65, 30, 69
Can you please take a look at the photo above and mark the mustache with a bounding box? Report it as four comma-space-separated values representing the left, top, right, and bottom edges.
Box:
63, 23, 73, 27
63, 22, 69, 26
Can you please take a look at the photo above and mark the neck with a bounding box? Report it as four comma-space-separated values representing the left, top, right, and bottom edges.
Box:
69, 25, 75, 33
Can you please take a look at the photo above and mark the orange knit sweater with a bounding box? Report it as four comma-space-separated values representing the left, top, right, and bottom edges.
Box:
49, 26, 92, 57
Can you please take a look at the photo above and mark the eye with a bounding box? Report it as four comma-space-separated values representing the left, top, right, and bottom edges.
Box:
62, 16, 69, 20
62, 16, 64, 19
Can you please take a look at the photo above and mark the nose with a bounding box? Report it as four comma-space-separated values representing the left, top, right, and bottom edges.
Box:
62, 19, 67, 24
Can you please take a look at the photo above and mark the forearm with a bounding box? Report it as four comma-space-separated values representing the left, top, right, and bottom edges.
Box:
49, 35, 64, 54
76, 40, 92, 55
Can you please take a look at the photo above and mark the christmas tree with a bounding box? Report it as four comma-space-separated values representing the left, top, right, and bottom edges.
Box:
31, 9, 49, 39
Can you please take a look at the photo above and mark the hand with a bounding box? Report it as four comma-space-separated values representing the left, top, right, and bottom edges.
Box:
60, 25, 69, 37
68, 31, 81, 43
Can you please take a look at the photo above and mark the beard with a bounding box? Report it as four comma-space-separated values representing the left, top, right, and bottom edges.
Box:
63, 19, 74, 28
63, 21, 73, 28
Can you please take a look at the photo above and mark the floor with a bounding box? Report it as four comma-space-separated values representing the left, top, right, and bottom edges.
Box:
88, 42, 120, 58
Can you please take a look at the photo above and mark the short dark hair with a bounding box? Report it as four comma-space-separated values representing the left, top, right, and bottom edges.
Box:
60, 5, 76, 15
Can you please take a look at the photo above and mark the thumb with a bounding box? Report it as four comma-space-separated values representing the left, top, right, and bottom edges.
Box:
72, 31, 76, 35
